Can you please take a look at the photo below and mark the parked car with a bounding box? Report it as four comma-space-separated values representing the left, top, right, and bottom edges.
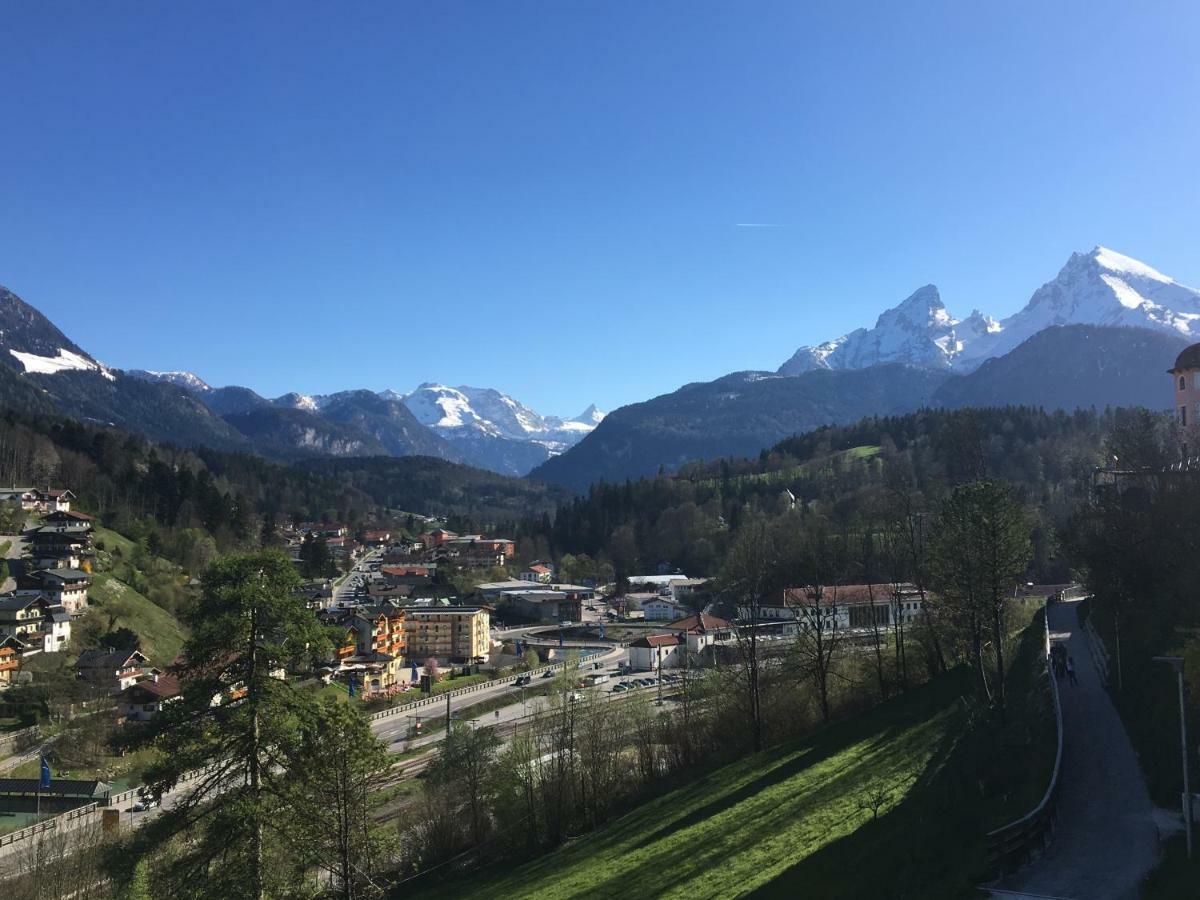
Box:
541, 670, 555, 679
611, 684, 627, 693
131, 797, 160, 813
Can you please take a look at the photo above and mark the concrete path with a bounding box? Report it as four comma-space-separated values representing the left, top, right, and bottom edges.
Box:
994, 599, 1159, 900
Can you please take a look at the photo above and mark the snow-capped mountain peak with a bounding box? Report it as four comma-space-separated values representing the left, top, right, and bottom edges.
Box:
780, 246, 1200, 375
128, 369, 212, 392
570, 404, 606, 426
400, 383, 603, 461
778, 283, 973, 374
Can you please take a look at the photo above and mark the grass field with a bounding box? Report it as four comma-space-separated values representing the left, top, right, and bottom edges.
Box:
414, 670, 988, 900
85, 572, 188, 666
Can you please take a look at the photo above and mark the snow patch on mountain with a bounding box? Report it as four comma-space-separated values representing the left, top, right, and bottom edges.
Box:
11, 348, 115, 381
779, 246, 1200, 375
129, 369, 213, 392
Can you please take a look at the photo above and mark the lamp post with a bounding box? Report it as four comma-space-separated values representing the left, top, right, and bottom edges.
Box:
1154, 655, 1192, 859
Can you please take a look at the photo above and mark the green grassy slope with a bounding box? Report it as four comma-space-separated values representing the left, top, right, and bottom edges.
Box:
416, 671, 985, 900
84, 573, 187, 667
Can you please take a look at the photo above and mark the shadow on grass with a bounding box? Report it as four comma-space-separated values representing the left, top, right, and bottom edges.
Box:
411, 671, 977, 900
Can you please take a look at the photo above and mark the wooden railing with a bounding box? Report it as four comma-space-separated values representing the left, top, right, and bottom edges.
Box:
985, 603, 1064, 874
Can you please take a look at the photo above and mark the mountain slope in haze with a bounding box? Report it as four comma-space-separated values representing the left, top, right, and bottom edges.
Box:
529, 366, 952, 491
933, 324, 1188, 412
779, 246, 1200, 375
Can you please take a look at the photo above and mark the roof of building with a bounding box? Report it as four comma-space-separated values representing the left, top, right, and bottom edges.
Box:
33, 568, 91, 583
527, 564, 552, 574
405, 605, 488, 616
1171, 343, 1200, 373
118, 674, 181, 701
0, 779, 109, 799
631, 634, 683, 648
781, 583, 921, 606
77, 647, 148, 672
666, 612, 731, 633
0, 593, 48, 612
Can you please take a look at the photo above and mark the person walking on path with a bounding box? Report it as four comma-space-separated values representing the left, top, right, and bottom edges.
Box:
1067, 655, 1077, 686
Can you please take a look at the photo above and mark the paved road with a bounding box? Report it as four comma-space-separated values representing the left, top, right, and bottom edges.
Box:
994, 599, 1159, 900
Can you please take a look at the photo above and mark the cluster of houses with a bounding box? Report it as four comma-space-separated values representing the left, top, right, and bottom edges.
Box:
0, 495, 95, 686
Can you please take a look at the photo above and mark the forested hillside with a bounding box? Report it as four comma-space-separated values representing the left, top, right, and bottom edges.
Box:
518, 406, 1122, 580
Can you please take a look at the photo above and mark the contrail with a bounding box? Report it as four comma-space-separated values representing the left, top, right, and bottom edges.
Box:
734, 223, 786, 228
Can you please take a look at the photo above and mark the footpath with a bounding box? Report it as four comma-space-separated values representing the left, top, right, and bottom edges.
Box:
993, 599, 1159, 900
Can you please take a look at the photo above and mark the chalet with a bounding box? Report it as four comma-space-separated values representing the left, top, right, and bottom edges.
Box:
298, 522, 347, 538
0, 635, 21, 689
0, 594, 70, 654
76, 647, 155, 693
26, 523, 93, 570
520, 564, 554, 584
19, 568, 91, 615
117, 672, 181, 721
42, 509, 91, 527
0, 488, 75, 514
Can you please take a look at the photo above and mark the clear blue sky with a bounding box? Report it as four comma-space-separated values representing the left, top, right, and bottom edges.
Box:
1, 1, 1198, 415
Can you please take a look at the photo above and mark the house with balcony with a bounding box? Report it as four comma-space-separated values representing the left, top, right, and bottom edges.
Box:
117, 672, 181, 721
0, 636, 22, 689
0, 594, 71, 655
76, 647, 156, 693
18, 568, 90, 615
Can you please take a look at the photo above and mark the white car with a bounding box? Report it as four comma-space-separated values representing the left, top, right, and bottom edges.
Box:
131, 797, 160, 812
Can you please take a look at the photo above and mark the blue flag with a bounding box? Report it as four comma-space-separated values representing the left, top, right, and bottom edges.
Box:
39, 755, 51, 790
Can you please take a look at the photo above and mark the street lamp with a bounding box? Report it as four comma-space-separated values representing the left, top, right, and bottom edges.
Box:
1154, 655, 1192, 859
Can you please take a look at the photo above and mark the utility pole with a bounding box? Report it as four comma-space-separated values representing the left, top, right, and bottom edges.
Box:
657, 652, 663, 706
1154, 656, 1192, 858
445, 691, 452, 733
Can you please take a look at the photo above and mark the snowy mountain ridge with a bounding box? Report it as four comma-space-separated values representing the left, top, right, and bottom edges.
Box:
779, 246, 1200, 375
401, 383, 605, 453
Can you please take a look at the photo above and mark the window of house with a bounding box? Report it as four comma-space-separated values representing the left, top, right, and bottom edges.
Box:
1181, 376, 1188, 391
1182, 406, 1189, 427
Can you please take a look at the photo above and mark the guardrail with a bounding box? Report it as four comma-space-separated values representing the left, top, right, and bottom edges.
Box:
0, 801, 98, 850
985, 603, 1064, 874
366, 649, 606, 724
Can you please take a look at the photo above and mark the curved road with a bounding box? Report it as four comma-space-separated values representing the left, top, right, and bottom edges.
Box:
994, 599, 1159, 900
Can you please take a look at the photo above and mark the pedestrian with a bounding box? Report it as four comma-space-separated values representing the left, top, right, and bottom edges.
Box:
1067, 656, 1077, 686
495, 709, 500, 720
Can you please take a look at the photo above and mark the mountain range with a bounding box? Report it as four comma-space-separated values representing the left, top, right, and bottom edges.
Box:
122, 375, 605, 476
534, 246, 1199, 489
0, 283, 602, 476
0, 244, 1195, 492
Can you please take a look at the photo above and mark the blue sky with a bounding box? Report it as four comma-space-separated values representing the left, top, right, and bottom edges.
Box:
1, 1, 1198, 415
